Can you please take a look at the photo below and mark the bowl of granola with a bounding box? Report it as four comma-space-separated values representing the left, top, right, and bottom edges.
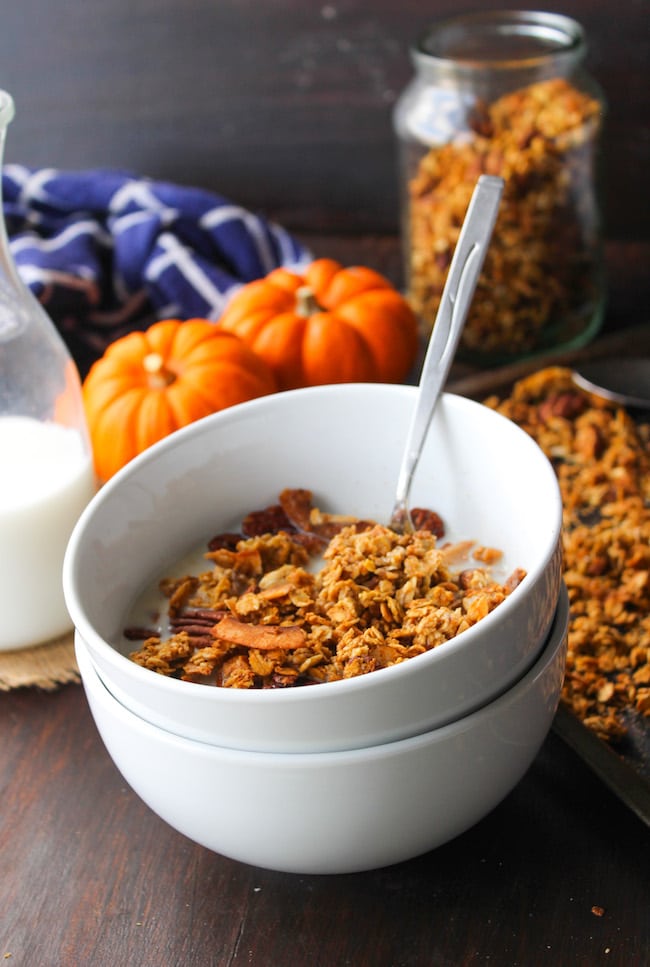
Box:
74, 584, 569, 874
64, 382, 563, 753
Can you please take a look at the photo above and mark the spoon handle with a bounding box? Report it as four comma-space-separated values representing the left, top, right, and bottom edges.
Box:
393, 175, 504, 511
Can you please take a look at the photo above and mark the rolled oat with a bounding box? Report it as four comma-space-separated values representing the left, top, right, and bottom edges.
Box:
128, 490, 522, 688
408, 79, 602, 357
486, 367, 650, 741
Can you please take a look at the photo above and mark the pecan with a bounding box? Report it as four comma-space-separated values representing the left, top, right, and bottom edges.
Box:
207, 532, 242, 551
169, 621, 217, 639
241, 504, 295, 537
411, 507, 445, 538
538, 391, 587, 423
178, 608, 227, 624
504, 568, 527, 593
123, 625, 159, 641
279, 488, 314, 531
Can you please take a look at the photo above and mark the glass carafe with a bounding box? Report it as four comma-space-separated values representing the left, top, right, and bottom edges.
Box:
0, 90, 96, 650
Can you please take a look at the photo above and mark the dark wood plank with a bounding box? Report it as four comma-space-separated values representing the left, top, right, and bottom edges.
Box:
0, 0, 647, 238
2, 683, 649, 966
1, 237, 648, 964
0, 1, 648, 956
448, 320, 650, 401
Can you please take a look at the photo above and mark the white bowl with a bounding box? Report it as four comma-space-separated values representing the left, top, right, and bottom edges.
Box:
64, 384, 562, 753
76, 585, 568, 875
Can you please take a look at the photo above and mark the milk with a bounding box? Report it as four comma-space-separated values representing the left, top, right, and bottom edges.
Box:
0, 416, 96, 650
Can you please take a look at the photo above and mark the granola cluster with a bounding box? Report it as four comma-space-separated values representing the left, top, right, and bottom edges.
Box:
486, 367, 650, 741
408, 78, 602, 356
127, 489, 523, 688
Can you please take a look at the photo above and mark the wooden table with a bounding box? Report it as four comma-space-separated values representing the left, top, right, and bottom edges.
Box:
2, 238, 649, 967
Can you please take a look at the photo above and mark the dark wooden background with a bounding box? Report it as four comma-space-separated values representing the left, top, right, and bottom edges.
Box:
1, 0, 648, 244
1, 6, 650, 963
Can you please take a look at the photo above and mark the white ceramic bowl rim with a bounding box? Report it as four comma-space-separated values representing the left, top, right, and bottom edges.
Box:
77, 584, 569, 763
64, 384, 563, 705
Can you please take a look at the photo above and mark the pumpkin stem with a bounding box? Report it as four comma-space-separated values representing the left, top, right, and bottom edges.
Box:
143, 352, 175, 389
295, 286, 322, 318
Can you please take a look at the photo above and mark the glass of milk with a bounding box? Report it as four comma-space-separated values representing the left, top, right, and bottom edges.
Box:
0, 90, 96, 651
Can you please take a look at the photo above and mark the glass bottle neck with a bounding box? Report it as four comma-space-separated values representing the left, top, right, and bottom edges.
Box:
0, 90, 15, 132
0, 91, 18, 280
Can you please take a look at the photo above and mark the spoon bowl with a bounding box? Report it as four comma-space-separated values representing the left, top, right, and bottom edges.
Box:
572, 357, 650, 410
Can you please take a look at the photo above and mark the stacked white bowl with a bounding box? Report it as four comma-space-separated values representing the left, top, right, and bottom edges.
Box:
64, 384, 566, 874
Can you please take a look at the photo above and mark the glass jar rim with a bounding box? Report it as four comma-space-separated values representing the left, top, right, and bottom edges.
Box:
413, 10, 586, 74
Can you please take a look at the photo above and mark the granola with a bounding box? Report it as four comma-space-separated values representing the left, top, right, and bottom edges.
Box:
485, 367, 650, 741
407, 78, 602, 357
127, 489, 523, 688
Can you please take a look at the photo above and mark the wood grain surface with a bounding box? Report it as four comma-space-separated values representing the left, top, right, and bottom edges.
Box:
1, 4, 649, 959
1, 235, 649, 965
0, 0, 648, 239
2, 682, 649, 967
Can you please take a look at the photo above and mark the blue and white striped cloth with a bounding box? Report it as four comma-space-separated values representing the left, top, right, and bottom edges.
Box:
2, 166, 311, 365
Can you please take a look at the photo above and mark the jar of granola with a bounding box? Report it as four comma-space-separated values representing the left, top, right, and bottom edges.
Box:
394, 10, 606, 363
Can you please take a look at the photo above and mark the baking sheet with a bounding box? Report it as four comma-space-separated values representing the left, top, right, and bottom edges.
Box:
448, 324, 650, 827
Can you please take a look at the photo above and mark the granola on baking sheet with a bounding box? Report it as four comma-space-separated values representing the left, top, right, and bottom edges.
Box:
127, 489, 524, 688
485, 366, 650, 742
408, 78, 602, 356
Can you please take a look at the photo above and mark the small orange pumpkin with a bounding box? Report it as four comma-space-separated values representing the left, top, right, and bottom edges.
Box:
83, 318, 277, 481
218, 258, 419, 390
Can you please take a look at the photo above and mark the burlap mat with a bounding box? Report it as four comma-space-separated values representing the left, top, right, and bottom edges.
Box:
0, 632, 79, 691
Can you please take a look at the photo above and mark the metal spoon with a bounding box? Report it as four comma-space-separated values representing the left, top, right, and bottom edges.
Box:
572, 357, 650, 410
389, 174, 504, 533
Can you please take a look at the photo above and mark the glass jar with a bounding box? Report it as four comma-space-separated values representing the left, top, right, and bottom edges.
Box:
393, 10, 606, 364
0, 90, 96, 650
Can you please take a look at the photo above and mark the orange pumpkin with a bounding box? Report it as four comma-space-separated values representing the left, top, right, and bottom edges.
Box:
218, 258, 419, 390
83, 318, 277, 481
